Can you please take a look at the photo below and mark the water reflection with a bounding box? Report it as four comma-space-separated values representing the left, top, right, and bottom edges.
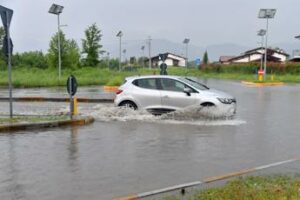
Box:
69, 126, 79, 161
7, 135, 26, 200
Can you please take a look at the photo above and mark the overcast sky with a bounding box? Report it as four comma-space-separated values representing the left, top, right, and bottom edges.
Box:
2, 0, 300, 54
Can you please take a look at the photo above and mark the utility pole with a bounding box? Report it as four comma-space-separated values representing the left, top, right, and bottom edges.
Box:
148, 36, 152, 69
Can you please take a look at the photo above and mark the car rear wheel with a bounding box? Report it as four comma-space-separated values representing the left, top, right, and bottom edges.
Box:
119, 101, 138, 110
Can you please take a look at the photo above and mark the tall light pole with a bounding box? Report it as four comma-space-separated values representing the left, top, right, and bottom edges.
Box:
116, 31, 123, 71
106, 52, 110, 69
183, 38, 190, 68
257, 29, 266, 71
49, 3, 64, 80
123, 49, 127, 65
148, 36, 152, 69
258, 9, 276, 80
141, 45, 145, 68
295, 36, 300, 59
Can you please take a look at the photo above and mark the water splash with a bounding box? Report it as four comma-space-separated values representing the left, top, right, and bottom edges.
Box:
87, 104, 246, 126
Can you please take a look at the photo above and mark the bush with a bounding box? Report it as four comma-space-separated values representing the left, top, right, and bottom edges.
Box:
201, 62, 300, 75
13, 51, 48, 69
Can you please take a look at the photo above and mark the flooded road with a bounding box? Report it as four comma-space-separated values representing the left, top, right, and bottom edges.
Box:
1, 79, 300, 199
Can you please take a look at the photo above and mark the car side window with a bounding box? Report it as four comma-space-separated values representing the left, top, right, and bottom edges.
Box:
160, 79, 186, 92
133, 78, 157, 90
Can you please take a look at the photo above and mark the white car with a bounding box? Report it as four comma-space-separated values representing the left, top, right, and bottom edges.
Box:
114, 75, 236, 116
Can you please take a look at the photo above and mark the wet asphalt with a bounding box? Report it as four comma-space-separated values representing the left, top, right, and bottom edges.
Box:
0, 79, 300, 200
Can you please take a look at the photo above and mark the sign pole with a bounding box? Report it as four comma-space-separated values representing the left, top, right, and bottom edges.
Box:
67, 75, 77, 120
68, 77, 73, 119
6, 11, 13, 118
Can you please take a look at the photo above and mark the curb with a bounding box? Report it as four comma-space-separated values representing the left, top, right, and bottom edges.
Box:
114, 157, 300, 200
241, 81, 284, 87
0, 97, 114, 103
0, 116, 95, 132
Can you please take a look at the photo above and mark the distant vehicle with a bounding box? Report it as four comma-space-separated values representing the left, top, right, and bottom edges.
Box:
114, 75, 236, 116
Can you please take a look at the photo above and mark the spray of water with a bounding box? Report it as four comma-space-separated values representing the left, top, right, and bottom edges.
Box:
86, 104, 246, 126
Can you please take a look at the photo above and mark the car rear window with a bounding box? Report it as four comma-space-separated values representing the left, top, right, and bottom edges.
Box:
133, 78, 157, 90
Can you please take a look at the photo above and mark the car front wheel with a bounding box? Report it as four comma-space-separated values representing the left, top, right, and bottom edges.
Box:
119, 101, 138, 110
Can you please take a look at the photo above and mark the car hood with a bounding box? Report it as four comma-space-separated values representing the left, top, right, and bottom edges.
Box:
201, 89, 234, 99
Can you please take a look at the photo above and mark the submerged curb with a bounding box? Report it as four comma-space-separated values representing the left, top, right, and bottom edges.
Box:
0, 116, 94, 132
0, 97, 114, 103
241, 81, 284, 87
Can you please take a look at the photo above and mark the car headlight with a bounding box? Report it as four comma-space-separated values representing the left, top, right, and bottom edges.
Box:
217, 98, 236, 104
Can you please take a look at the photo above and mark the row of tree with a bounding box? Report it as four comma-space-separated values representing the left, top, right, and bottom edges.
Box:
0, 23, 210, 70
0, 23, 108, 69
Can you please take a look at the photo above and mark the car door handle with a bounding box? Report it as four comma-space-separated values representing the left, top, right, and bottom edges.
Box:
163, 95, 169, 98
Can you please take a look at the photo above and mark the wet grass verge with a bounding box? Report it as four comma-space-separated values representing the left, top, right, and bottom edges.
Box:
0, 67, 300, 88
167, 175, 300, 200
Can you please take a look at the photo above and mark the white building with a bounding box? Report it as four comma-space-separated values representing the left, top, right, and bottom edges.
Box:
227, 47, 289, 63
148, 53, 186, 67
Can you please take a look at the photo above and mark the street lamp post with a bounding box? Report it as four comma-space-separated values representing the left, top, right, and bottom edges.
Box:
257, 29, 266, 71
141, 45, 145, 68
106, 52, 110, 69
183, 38, 190, 68
295, 36, 300, 59
49, 4, 64, 80
123, 49, 127, 65
116, 31, 123, 71
148, 36, 152, 69
258, 9, 276, 80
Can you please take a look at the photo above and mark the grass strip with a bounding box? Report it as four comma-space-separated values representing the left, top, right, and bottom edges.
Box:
0, 67, 299, 88
166, 176, 300, 200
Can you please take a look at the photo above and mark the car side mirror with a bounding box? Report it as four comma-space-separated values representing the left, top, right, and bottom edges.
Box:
183, 88, 192, 96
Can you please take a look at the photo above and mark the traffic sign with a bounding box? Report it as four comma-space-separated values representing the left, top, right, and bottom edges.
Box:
160, 63, 168, 75
258, 69, 265, 75
67, 75, 77, 96
159, 53, 168, 62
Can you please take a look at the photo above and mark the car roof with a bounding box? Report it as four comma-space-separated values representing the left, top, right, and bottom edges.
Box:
125, 75, 182, 81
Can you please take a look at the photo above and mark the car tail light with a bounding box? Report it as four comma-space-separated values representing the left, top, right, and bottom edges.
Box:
116, 89, 123, 95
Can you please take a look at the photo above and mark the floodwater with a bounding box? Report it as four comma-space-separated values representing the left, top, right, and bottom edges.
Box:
1, 79, 300, 200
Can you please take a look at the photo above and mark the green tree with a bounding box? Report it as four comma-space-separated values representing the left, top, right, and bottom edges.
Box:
47, 31, 80, 69
0, 27, 5, 69
81, 23, 104, 67
65, 39, 81, 69
203, 50, 209, 65
129, 56, 137, 65
138, 56, 147, 67
13, 51, 48, 69
0, 27, 4, 53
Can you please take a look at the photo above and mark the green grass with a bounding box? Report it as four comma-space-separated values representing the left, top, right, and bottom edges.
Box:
0, 67, 300, 88
198, 176, 300, 200
166, 176, 300, 200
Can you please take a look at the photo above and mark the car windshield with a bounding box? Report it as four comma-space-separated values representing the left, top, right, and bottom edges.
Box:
179, 77, 209, 91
